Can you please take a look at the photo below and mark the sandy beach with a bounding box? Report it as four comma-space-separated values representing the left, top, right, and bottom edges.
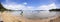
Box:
0, 11, 60, 22
0, 12, 3, 21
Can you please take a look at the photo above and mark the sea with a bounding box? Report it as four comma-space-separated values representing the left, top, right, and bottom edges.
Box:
0, 10, 60, 20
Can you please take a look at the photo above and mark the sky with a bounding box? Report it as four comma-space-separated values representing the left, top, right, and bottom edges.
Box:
1, 0, 60, 10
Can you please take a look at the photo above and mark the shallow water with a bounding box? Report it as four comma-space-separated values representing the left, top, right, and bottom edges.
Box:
23, 10, 59, 19
1, 10, 60, 19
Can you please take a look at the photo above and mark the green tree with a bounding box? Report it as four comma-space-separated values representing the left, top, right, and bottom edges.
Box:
0, 3, 7, 11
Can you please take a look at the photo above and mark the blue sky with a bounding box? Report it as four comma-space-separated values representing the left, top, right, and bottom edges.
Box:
1, 0, 60, 10
1, 0, 54, 6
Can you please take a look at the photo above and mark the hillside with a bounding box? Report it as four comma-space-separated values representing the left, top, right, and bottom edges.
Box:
0, 3, 7, 11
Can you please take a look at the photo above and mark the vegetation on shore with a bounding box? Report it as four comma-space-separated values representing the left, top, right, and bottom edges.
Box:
49, 9, 60, 11
0, 3, 8, 11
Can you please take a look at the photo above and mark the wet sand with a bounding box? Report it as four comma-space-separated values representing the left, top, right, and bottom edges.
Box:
0, 12, 3, 21
1, 11, 24, 22
1, 11, 60, 22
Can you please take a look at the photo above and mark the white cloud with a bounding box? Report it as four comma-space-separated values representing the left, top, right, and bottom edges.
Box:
48, 3, 56, 9
2, 2, 34, 10
2, 4, 25, 10
2, 0, 57, 10
2, 3, 56, 10
23, 2, 27, 5
56, 4, 60, 9
2, 0, 34, 10
37, 3, 56, 10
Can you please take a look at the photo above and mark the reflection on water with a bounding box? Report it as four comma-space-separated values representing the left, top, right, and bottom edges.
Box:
1, 10, 60, 19
23, 10, 58, 19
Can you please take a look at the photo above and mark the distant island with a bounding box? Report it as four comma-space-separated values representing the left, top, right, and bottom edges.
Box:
49, 9, 60, 11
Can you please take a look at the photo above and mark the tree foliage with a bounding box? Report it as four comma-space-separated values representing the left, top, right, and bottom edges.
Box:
0, 3, 7, 11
